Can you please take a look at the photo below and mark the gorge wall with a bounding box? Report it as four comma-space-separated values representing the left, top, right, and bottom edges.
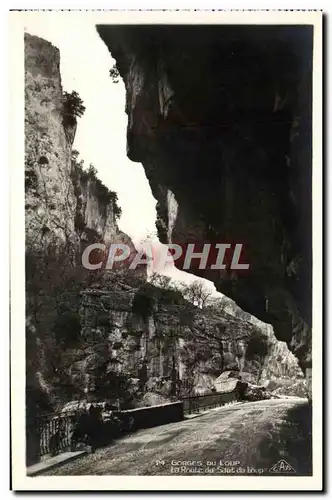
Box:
25, 32, 306, 415
77, 280, 305, 408
25, 33, 132, 255
25, 33, 141, 413
97, 25, 313, 384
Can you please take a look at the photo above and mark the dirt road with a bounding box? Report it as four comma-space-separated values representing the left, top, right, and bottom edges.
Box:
45, 398, 311, 476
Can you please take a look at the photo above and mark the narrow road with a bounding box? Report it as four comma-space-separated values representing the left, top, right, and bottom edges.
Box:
45, 398, 311, 476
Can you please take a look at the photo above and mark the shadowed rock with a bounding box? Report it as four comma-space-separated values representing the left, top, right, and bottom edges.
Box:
96, 25, 313, 385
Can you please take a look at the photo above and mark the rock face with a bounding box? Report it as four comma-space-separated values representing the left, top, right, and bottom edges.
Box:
25, 32, 306, 415
76, 280, 305, 406
97, 25, 313, 379
25, 34, 77, 249
25, 33, 125, 254
24, 33, 144, 413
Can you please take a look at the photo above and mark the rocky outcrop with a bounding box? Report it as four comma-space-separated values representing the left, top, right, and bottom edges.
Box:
25, 33, 77, 250
74, 280, 305, 407
25, 33, 124, 254
24, 33, 144, 414
97, 25, 313, 380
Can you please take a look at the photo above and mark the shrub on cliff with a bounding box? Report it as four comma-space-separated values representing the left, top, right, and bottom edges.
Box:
109, 64, 120, 83
63, 90, 86, 119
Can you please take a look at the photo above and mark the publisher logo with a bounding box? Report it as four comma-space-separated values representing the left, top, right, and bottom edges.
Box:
269, 459, 296, 473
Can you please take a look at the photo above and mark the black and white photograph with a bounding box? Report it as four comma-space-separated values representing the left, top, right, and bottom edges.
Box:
9, 9, 323, 491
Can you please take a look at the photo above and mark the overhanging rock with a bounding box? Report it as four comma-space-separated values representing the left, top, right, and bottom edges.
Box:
96, 25, 312, 383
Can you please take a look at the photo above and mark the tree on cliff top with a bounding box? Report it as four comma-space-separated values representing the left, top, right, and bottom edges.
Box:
63, 90, 86, 119
180, 280, 213, 309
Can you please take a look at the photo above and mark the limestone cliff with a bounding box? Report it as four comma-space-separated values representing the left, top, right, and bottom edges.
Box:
97, 25, 313, 381
25, 33, 124, 253
25, 33, 77, 249
24, 33, 142, 413
75, 280, 305, 407
24, 32, 306, 416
